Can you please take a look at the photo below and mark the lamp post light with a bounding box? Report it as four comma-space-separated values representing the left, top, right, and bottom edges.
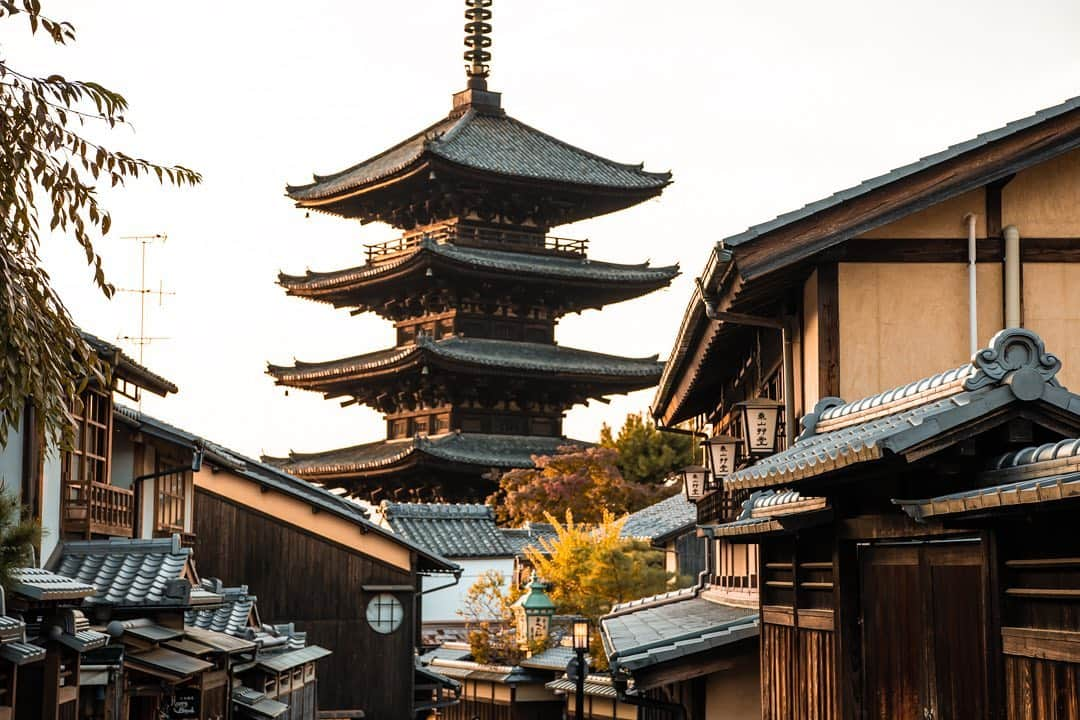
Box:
679, 465, 710, 502
735, 397, 784, 457
569, 617, 590, 719
512, 575, 556, 654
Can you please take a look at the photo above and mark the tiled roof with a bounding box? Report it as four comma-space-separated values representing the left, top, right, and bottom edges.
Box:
547, 674, 620, 699
727, 329, 1076, 492
897, 472, 1080, 522
381, 503, 514, 558
80, 329, 178, 396
602, 590, 758, 672
280, 237, 679, 292
50, 536, 200, 608
700, 489, 829, 538
0, 641, 45, 665
233, 687, 290, 719
9, 567, 97, 601
287, 109, 669, 202
266, 433, 579, 476
269, 336, 664, 385
116, 405, 458, 575
722, 95, 1080, 250
620, 492, 696, 542
185, 583, 257, 636
519, 645, 576, 671
255, 644, 332, 673
126, 647, 215, 680
500, 522, 560, 555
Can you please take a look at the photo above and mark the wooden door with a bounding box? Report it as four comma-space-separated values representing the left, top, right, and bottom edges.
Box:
859, 541, 987, 720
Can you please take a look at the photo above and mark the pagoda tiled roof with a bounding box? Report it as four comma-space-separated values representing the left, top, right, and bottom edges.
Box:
620, 492, 697, 542
279, 238, 678, 292
264, 433, 583, 477
268, 336, 663, 387
286, 108, 670, 203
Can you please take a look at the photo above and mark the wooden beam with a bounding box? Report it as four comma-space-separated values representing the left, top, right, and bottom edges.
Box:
734, 108, 1080, 279
817, 263, 840, 398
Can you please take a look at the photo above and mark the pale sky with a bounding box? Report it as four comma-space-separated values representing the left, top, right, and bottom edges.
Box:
7, 0, 1080, 460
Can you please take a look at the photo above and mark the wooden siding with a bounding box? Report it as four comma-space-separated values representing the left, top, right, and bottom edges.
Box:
762, 623, 797, 720
193, 489, 416, 716
797, 628, 837, 720
1005, 655, 1080, 719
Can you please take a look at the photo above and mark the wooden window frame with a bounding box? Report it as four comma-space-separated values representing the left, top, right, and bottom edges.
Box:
154, 454, 187, 535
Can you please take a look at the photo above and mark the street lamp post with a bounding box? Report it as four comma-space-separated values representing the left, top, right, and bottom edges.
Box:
571, 617, 590, 719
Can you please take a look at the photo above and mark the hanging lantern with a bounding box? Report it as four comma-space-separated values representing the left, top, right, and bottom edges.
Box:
703, 434, 739, 478
736, 397, 784, 457
512, 576, 556, 650
680, 465, 710, 501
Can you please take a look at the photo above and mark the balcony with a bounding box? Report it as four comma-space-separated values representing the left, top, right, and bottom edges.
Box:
63, 481, 134, 539
365, 224, 588, 265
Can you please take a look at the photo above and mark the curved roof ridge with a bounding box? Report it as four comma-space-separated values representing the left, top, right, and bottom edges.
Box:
285, 113, 461, 198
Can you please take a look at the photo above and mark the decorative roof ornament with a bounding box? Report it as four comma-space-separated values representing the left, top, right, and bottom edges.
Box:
797, 396, 846, 441
464, 0, 493, 89
964, 327, 1062, 399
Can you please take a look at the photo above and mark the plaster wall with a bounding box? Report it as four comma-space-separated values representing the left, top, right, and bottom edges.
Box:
110, 434, 135, 490
838, 263, 1003, 401
1002, 147, 1080, 236
859, 189, 986, 239
1022, 264, 1080, 390
423, 556, 514, 624
802, 270, 821, 409
704, 650, 761, 719
41, 447, 61, 563
0, 415, 23, 502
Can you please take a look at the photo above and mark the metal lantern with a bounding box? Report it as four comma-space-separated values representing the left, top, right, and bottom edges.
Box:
703, 434, 739, 477
680, 465, 710, 501
571, 617, 590, 651
736, 397, 784, 457
512, 576, 556, 648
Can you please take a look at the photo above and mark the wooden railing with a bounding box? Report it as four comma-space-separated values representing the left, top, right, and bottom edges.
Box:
64, 481, 134, 539
365, 224, 588, 264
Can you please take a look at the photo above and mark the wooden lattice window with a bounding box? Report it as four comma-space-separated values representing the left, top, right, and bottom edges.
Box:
154, 455, 187, 534
62, 387, 113, 495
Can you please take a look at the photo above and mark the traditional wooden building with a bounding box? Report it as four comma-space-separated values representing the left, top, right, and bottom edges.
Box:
703, 328, 1080, 719
185, 427, 461, 717
647, 94, 1080, 719
265, 0, 677, 502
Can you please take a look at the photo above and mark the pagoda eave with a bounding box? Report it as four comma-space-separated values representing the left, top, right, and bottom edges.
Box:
278, 242, 679, 316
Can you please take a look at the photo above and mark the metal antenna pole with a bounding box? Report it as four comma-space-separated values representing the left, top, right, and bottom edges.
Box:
116, 234, 172, 405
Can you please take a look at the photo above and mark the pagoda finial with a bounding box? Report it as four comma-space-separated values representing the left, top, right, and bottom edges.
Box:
464, 0, 492, 89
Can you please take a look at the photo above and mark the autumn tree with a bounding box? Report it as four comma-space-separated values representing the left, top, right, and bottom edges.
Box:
0, 1, 200, 447
524, 510, 670, 669
600, 412, 695, 486
490, 445, 672, 525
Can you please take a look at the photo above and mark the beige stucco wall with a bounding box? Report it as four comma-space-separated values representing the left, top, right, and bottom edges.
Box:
1003, 147, 1080, 236
859, 189, 986, 239
1023, 264, 1080, 390
838, 263, 1004, 400
802, 270, 821, 409
705, 652, 761, 719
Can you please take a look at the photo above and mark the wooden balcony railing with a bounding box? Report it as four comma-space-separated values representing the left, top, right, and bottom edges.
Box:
365, 225, 588, 265
63, 481, 134, 539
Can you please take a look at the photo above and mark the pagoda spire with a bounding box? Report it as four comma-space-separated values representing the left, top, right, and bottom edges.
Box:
463, 0, 493, 90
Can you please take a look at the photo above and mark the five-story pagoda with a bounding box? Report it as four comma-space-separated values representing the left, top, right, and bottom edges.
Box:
266, 0, 678, 502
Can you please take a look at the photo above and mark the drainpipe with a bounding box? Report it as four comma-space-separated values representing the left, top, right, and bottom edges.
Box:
965, 214, 978, 355
695, 278, 796, 447
1004, 225, 1022, 328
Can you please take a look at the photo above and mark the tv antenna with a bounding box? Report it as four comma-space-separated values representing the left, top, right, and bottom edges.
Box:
116, 233, 174, 366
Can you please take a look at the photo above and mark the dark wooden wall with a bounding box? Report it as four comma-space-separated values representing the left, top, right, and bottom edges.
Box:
193, 490, 417, 717
998, 519, 1080, 720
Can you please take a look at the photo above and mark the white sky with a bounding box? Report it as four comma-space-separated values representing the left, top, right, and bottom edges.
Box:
7, 0, 1080, 459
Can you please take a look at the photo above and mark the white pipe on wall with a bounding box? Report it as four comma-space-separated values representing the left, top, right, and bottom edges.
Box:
1004, 225, 1022, 328
966, 214, 978, 355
